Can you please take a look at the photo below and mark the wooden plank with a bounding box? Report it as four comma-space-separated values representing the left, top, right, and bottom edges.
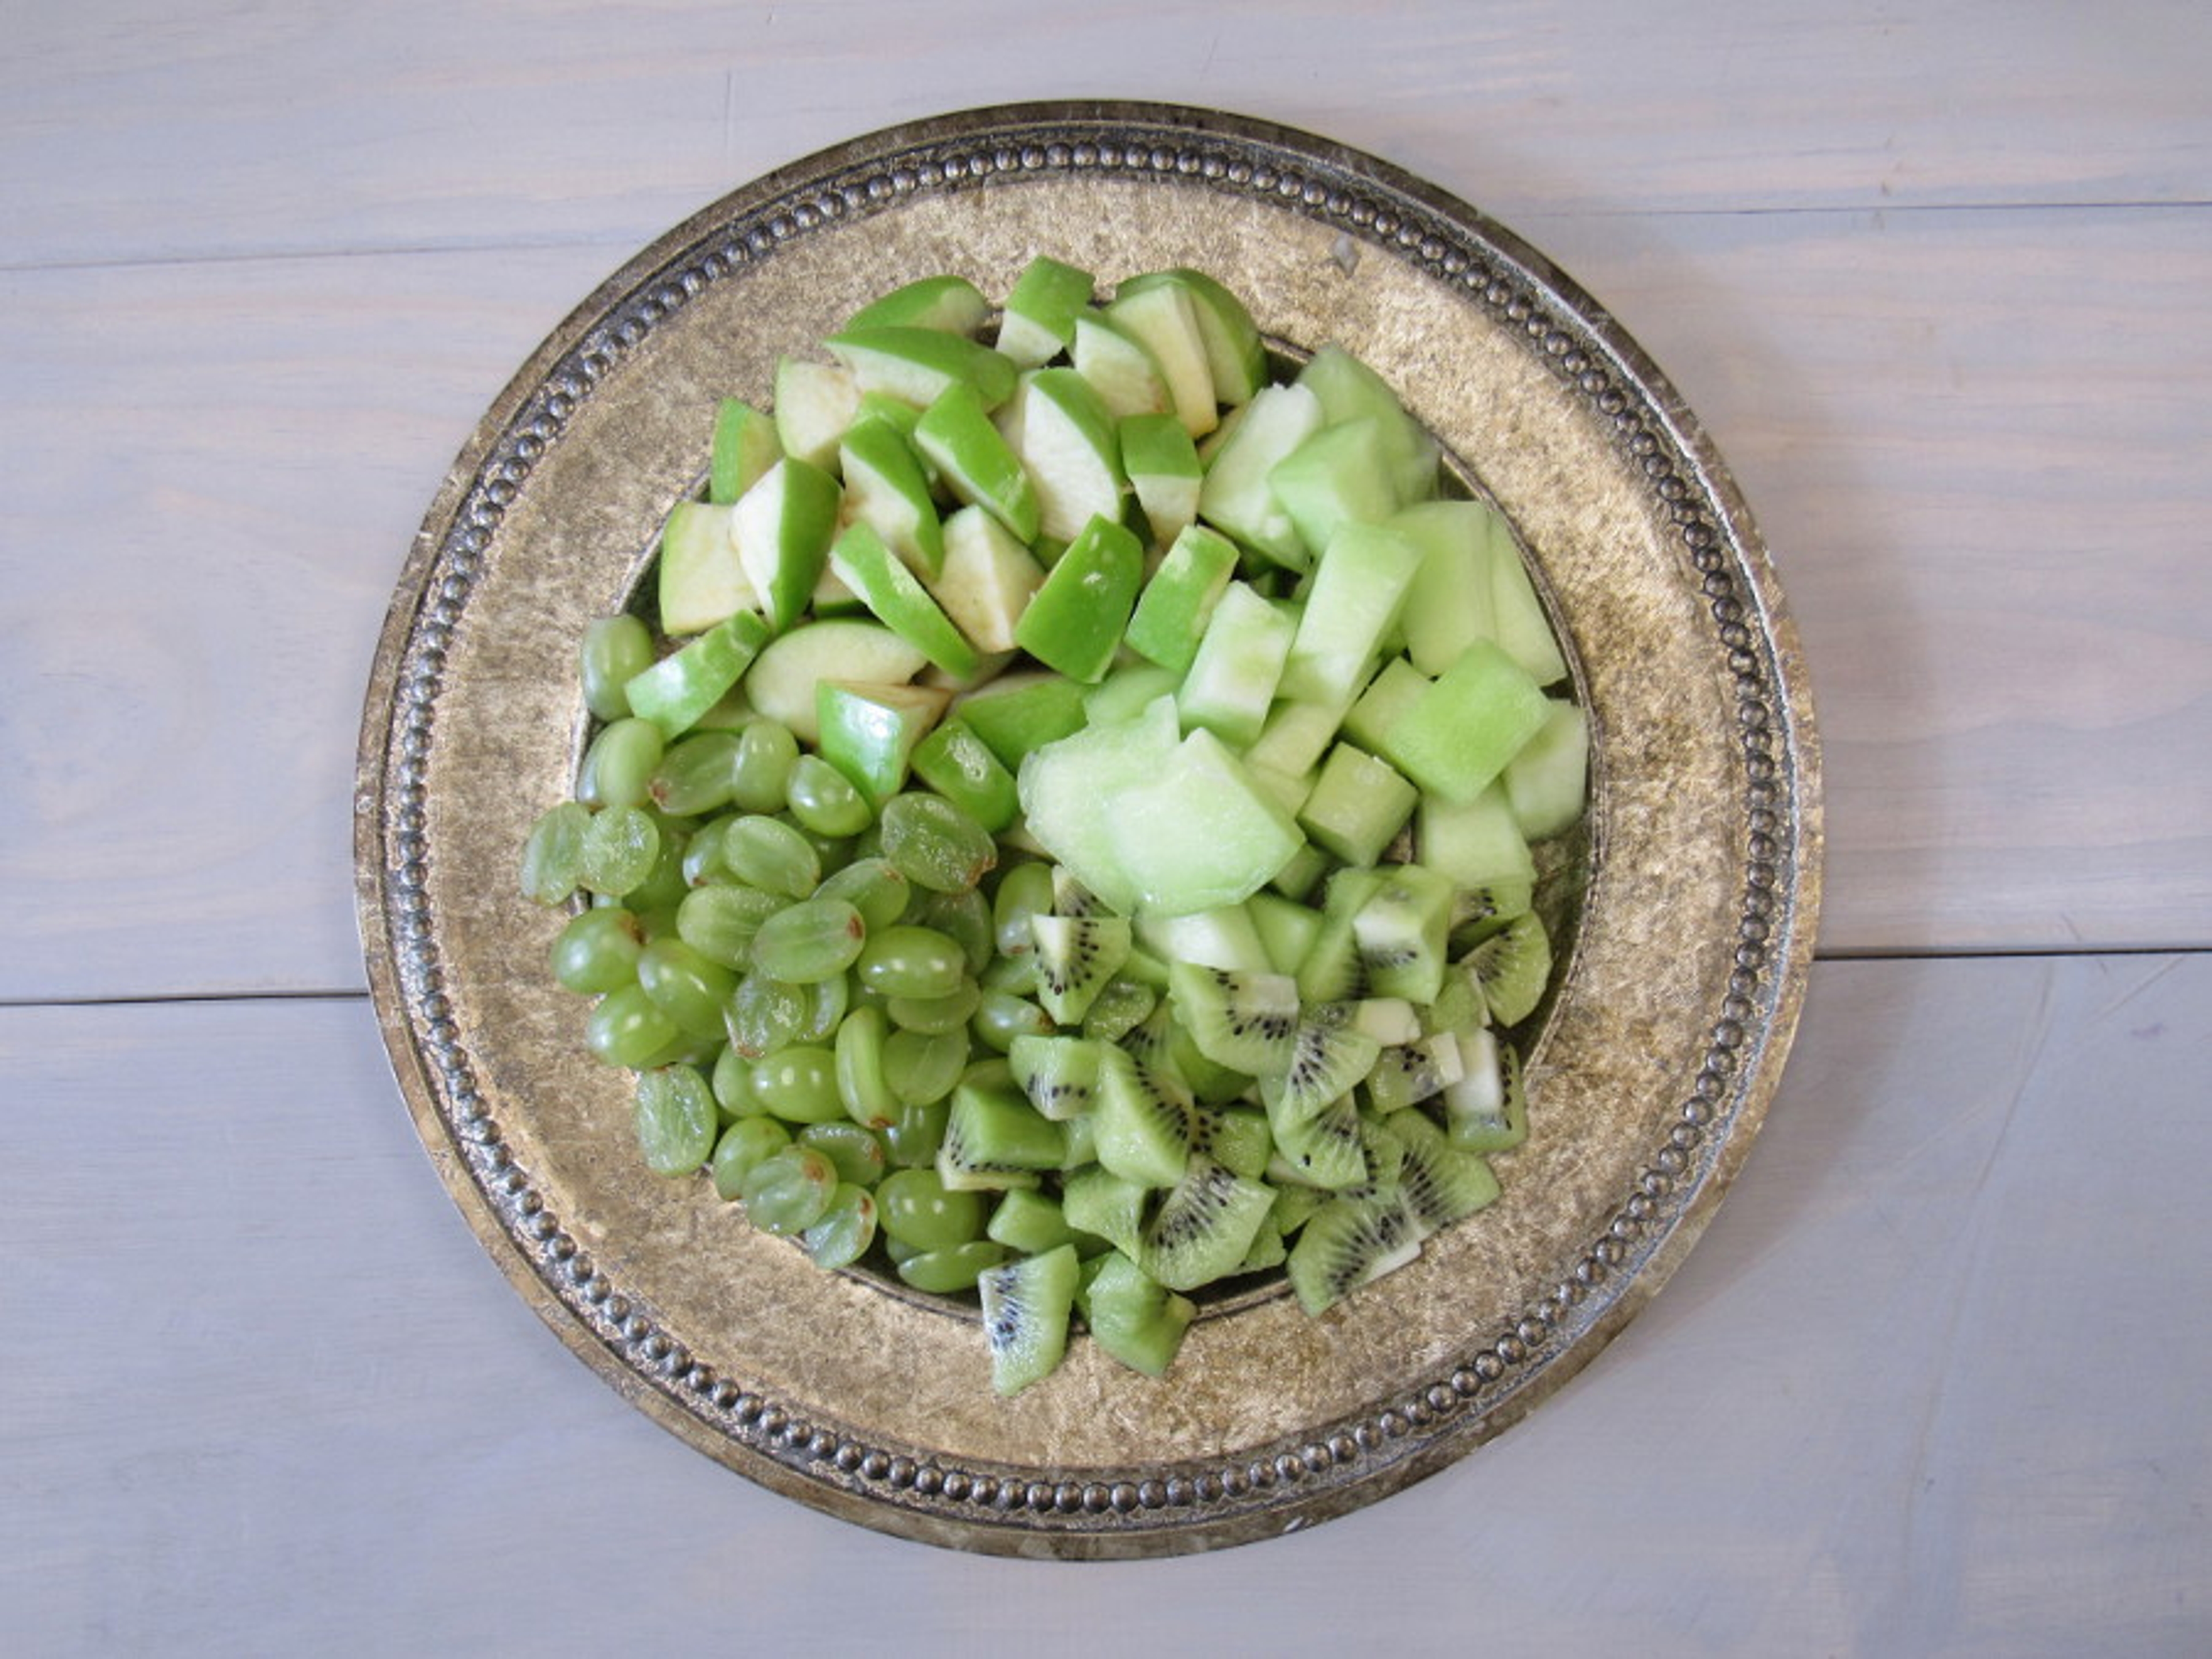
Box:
2, 956, 2203, 1650
3, 3, 2207, 270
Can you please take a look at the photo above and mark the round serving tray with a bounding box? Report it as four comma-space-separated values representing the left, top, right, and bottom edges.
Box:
355, 101, 1820, 1558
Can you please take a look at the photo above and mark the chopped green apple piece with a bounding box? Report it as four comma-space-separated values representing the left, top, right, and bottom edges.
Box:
1175, 581, 1296, 748
827, 521, 980, 681
709, 397, 782, 506
838, 413, 944, 577
1010, 513, 1144, 684
954, 670, 1090, 772
1005, 367, 1126, 544
1124, 522, 1239, 673
928, 505, 1046, 654
773, 356, 860, 471
1277, 521, 1425, 707
741, 618, 929, 744
733, 457, 843, 633
843, 273, 991, 335
914, 381, 1041, 544
1374, 638, 1551, 804
1503, 697, 1589, 840
824, 325, 1018, 412
1116, 268, 1268, 407
816, 679, 951, 807
910, 717, 1020, 832
996, 255, 1093, 369
1071, 313, 1172, 422
622, 610, 772, 741
1105, 279, 1217, 437
1197, 381, 1325, 570
1118, 411, 1203, 546
656, 499, 755, 637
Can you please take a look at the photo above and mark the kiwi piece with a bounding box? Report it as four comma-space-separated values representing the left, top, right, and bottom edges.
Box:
937, 1078, 1063, 1191
1080, 1251, 1197, 1378
1442, 1030, 1528, 1153
1236, 1211, 1289, 1274
1139, 1157, 1278, 1292
1268, 1180, 1331, 1238
1463, 911, 1551, 1027
1365, 1032, 1464, 1112
1060, 1164, 1147, 1257
1165, 960, 1302, 1073
1030, 912, 1132, 1025
1449, 878, 1534, 940
1259, 1014, 1382, 1131
978, 1243, 1080, 1396
1050, 863, 1103, 918
1190, 1101, 1274, 1181
1286, 1192, 1424, 1315
1081, 974, 1157, 1042
1267, 1095, 1372, 1191
1007, 1032, 1108, 1122
1385, 1106, 1502, 1234
1310, 995, 1423, 1047
1351, 863, 1455, 1005
987, 1186, 1081, 1255
1294, 867, 1384, 1002
1093, 1047, 1196, 1188
1425, 965, 1488, 1037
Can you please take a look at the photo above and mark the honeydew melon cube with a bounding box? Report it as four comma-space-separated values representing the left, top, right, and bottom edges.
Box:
1136, 904, 1275, 975
1017, 695, 1185, 915
1124, 522, 1240, 674
1296, 344, 1440, 503
997, 255, 1094, 369
709, 398, 782, 506
1006, 368, 1127, 544
827, 521, 980, 681
1488, 531, 1570, 687
1011, 513, 1145, 684
1119, 412, 1203, 547
1105, 280, 1217, 437
1107, 727, 1305, 916
824, 325, 1018, 412
742, 619, 929, 744
915, 381, 1040, 544
1243, 696, 1346, 781
1196, 382, 1325, 571
1416, 782, 1536, 895
1267, 418, 1402, 559
1341, 657, 1431, 753
1376, 639, 1551, 804
1387, 499, 1501, 677
733, 457, 842, 633
1277, 521, 1424, 707
843, 274, 991, 335
656, 500, 756, 637
838, 414, 944, 577
1503, 698, 1590, 840
928, 505, 1045, 654
1114, 269, 1268, 407
1297, 743, 1419, 867
773, 357, 860, 471
1176, 581, 1296, 749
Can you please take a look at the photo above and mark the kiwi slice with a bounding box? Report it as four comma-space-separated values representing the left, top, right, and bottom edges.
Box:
1189, 1101, 1274, 1181
1007, 1032, 1107, 1122
1267, 1095, 1372, 1191
1365, 1032, 1464, 1112
1442, 1030, 1528, 1153
1139, 1157, 1277, 1292
1079, 1251, 1198, 1378
1351, 863, 1455, 1005
1462, 910, 1552, 1028
1285, 1192, 1423, 1315
1165, 960, 1301, 1073
1385, 1106, 1502, 1234
1093, 1047, 1196, 1188
1060, 1164, 1147, 1257
978, 1243, 1080, 1396
1050, 863, 1103, 919
936, 1078, 1063, 1191
1294, 868, 1384, 1002
1259, 1014, 1382, 1131
1080, 973, 1157, 1042
1030, 912, 1132, 1025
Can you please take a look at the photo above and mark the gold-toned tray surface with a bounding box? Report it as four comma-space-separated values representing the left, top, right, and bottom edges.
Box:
355, 101, 1820, 1558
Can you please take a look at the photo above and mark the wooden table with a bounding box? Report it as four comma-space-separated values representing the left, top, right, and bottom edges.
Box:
6, 5, 2206, 1651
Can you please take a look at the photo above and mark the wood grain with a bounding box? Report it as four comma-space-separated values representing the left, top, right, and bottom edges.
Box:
3, 957, 2201, 1651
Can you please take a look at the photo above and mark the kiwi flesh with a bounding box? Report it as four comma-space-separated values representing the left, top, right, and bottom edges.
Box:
1286, 1192, 1423, 1315
1139, 1156, 1277, 1291
1266, 1094, 1371, 1190
1462, 910, 1551, 1027
1060, 1164, 1147, 1257
1442, 1029, 1528, 1153
1079, 1251, 1196, 1377
1080, 974, 1157, 1042
978, 1242, 1080, 1396
1190, 1101, 1274, 1181
1385, 1106, 1502, 1233
1365, 1032, 1464, 1112
1030, 912, 1132, 1024
1093, 1047, 1196, 1188
1351, 863, 1455, 1005
1166, 961, 1301, 1073
937, 1078, 1063, 1191
1007, 1032, 1108, 1122
1259, 1014, 1382, 1131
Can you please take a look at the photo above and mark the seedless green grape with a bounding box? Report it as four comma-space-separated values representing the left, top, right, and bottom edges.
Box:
738, 1146, 838, 1236
585, 983, 681, 1069
814, 856, 910, 933
725, 968, 808, 1059
551, 906, 645, 994
895, 1239, 1010, 1294
578, 804, 660, 897
649, 729, 742, 816
876, 1167, 984, 1250
676, 882, 783, 969
797, 1122, 887, 1188
878, 791, 995, 893
833, 1003, 898, 1129
635, 936, 737, 1039
710, 1114, 790, 1200
748, 897, 865, 984
634, 1064, 717, 1176
801, 1182, 877, 1271
719, 814, 820, 899
521, 801, 592, 905
785, 754, 874, 838
855, 925, 968, 1000
580, 613, 655, 722
729, 719, 801, 813
579, 716, 665, 811
748, 1044, 846, 1124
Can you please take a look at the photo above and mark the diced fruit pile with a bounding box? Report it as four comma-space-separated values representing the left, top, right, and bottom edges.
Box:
518, 261, 1588, 1396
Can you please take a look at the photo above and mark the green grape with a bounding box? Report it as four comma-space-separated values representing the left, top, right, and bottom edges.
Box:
748, 1044, 847, 1124
709, 1114, 790, 1200
635, 936, 738, 1039
795, 969, 849, 1044
815, 855, 911, 932
876, 1167, 985, 1250
649, 729, 742, 817
980, 949, 1040, 996
551, 906, 645, 994
895, 1240, 1010, 1294
738, 1146, 839, 1235
580, 716, 665, 810
729, 719, 801, 813
969, 989, 1055, 1053
748, 897, 865, 984
581, 614, 655, 722
521, 801, 592, 905
579, 804, 660, 897
710, 1041, 757, 1117
801, 1182, 878, 1271
785, 754, 875, 838
725, 968, 808, 1059
855, 925, 969, 1000
834, 1003, 899, 1129
620, 814, 692, 914
887, 977, 982, 1036
675, 882, 783, 969
585, 983, 681, 1069
990, 860, 1055, 959
883, 1027, 968, 1108
909, 886, 994, 976
681, 813, 737, 887
634, 1064, 717, 1176
878, 791, 996, 893
797, 1122, 887, 1188
719, 814, 820, 899
881, 1096, 950, 1168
